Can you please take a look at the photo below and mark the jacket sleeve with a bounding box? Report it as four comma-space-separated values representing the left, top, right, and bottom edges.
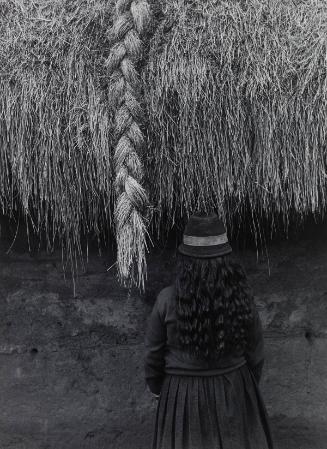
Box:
144, 294, 167, 395
244, 303, 265, 384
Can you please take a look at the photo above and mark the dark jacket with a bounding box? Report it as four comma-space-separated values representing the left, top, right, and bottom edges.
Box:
144, 285, 265, 395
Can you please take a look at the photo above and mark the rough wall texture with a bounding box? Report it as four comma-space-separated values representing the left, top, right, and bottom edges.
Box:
0, 226, 326, 449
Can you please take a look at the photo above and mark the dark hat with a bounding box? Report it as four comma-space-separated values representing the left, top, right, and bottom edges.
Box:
178, 213, 232, 258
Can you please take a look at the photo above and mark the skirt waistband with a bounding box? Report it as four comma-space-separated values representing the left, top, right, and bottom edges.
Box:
164, 360, 247, 377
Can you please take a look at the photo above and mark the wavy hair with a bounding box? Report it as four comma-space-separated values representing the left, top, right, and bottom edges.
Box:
175, 253, 254, 359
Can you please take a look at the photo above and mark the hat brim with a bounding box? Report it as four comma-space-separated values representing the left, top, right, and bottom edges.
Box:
177, 242, 232, 258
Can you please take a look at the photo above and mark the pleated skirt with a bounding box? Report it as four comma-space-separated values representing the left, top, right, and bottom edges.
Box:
152, 364, 274, 449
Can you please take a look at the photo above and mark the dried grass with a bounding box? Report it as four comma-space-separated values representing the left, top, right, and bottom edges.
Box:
0, 0, 116, 291
2, 0, 327, 288
145, 0, 327, 240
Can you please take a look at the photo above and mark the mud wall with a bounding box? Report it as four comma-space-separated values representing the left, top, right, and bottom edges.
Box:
0, 225, 326, 449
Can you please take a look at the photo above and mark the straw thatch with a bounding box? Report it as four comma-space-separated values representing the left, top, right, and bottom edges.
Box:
145, 0, 327, 239
1, 0, 327, 288
106, 0, 152, 289
0, 0, 152, 290
0, 0, 115, 279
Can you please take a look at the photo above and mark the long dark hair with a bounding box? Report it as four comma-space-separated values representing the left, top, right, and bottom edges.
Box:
175, 253, 254, 359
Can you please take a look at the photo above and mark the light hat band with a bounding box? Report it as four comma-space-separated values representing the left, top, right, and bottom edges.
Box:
183, 233, 228, 247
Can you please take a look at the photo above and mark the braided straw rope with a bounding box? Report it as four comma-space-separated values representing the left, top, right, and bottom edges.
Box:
106, 0, 151, 289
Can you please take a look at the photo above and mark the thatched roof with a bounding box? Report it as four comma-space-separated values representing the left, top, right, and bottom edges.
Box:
1, 0, 327, 288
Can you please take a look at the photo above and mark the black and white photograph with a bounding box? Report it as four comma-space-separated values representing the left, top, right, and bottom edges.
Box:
0, 0, 326, 448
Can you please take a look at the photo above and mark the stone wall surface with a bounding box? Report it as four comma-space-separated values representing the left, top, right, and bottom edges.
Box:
0, 229, 326, 449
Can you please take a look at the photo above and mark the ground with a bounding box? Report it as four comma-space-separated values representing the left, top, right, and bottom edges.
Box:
0, 223, 326, 449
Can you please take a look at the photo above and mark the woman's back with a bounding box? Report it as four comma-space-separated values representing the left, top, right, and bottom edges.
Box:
144, 213, 274, 449
145, 284, 263, 378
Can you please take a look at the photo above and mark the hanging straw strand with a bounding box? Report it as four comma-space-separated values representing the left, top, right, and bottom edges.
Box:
106, 0, 151, 289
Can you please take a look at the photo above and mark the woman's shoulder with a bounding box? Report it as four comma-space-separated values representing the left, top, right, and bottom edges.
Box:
155, 284, 176, 317
158, 284, 175, 300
